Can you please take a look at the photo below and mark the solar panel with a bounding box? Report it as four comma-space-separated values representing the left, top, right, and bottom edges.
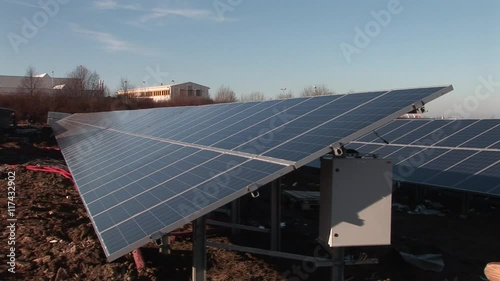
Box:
47, 111, 71, 127
52, 85, 452, 261
348, 118, 500, 196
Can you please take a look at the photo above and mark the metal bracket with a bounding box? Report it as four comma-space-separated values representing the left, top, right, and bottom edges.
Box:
411, 100, 426, 113
150, 232, 162, 241
315, 238, 335, 257
251, 190, 260, 198
332, 145, 344, 157
246, 184, 260, 198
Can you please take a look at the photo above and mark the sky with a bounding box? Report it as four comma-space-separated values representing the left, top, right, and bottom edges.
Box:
0, 0, 499, 117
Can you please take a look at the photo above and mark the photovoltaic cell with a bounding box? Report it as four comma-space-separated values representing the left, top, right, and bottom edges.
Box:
459, 123, 500, 148
47, 111, 71, 127
434, 120, 498, 147
52, 85, 452, 261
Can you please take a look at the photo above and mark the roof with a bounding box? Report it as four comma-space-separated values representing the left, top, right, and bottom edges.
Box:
117, 81, 210, 95
0, 74, 73, 90
0, 75, 25, 88
169, 81, 210, 89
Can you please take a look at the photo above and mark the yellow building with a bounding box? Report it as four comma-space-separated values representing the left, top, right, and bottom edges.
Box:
117, 82, 210, 102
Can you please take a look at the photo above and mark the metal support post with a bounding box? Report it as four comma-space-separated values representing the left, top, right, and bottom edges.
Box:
159, 234, 170, 255
271, 179, 281, 251
231, 199, 240, 235
192, 216, 207, 281
462, 193, 470, 217
331, 247, 344, 281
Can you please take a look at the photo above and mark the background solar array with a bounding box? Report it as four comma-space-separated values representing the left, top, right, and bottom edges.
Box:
348, 119, 500, 196
47, 111, 71, 127
52, 86, 452, 261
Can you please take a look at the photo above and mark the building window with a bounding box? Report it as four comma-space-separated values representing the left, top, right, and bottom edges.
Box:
196, 89, 202, 97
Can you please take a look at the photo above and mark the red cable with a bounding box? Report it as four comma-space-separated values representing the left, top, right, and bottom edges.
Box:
25, 165, 76, 189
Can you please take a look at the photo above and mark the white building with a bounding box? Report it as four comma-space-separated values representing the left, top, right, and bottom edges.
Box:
117, 82, 210, 102
0, 73, 71, 94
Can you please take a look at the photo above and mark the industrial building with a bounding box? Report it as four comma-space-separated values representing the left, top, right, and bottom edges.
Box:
116, 82, 210, 102
0, 73, 71, 94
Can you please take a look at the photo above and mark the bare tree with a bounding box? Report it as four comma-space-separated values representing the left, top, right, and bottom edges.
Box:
19, 65, 42, 96
64, 65, 105, 97
277, 90, 294, 99
119, 77, 134, 97
300, 84, 333, 97
214, 85, 237, 103
240, 91, 265, 102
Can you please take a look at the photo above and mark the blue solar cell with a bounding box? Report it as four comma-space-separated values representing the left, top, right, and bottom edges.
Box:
376, 120, 429, 144
349, 117, 500, 195
100, 228, 126, 256
356, 120, 407, 142
492, 142, 500, 149
166, 103, 262, 140
118, 219, 146, 245
394, 148, 449, 181
411, 120, 476, 146
371, 145, 405, 158
354, 144, 386, 154
434, 120, 499, 147
404, 150, 476, 182
424, 151, 498, 187
459, 122, 500, 148
181, 100, 286, 144
345, 142, 365, 150
454, 162, 500, 195
210, 96, 346, 151
134, 211, 165, 237
391, 120, 450, 145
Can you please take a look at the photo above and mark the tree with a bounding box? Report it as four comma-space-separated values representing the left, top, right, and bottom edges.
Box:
277, 90, 294, 99
214, 85, 237, 103
119, 77, 134, 97
64, 65, 105, 97
19, 65, 42, 96
300, 84, 333, 97
240, 91, 265, 102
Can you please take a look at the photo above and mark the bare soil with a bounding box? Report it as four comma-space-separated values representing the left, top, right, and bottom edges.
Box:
1, 139, 499, 281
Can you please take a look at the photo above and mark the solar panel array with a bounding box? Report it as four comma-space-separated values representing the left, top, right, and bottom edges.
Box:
348, 119, 500, 196
47, 111, 71, 127
52, 86, 452, 261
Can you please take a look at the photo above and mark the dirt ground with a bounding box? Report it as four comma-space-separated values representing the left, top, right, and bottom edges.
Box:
1, 135, 499, 281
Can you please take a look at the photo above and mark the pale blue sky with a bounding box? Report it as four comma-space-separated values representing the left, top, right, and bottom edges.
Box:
1, 0, 499, 117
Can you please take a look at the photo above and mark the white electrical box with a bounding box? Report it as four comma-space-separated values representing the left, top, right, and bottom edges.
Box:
319, 157, 392, 247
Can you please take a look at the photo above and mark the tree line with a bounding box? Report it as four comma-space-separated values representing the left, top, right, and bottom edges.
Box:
214, 84, 335, 103
5, 65, 338, 123
18, 65, 109, 98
